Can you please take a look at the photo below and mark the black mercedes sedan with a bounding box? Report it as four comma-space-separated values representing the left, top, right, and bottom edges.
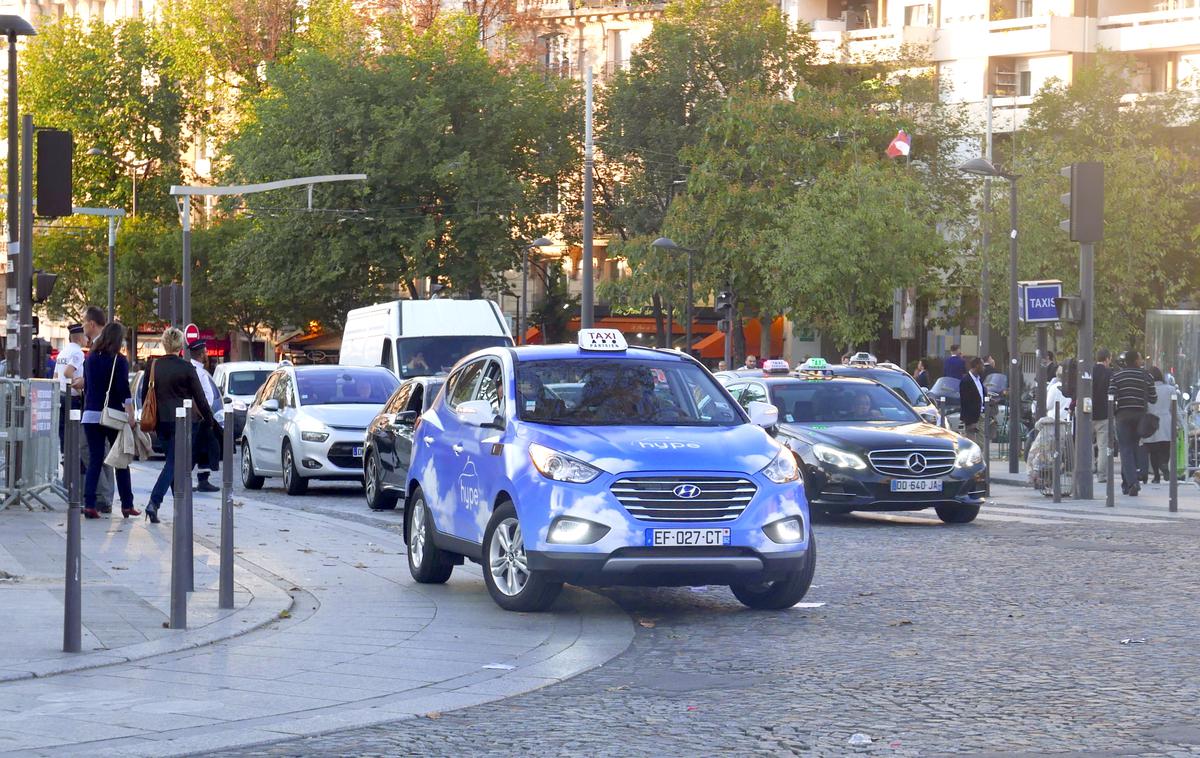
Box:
726, 374, 987, 523
363, 375, 445, 511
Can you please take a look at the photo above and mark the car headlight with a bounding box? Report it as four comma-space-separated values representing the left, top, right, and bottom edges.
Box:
762, 515, 806, 544
301, 430, 330, 443
547, 517, 610, 544
529, 442, 601, 483
760, 446, 800, 483
813, 443, 867, 470
956, 441, 983, 468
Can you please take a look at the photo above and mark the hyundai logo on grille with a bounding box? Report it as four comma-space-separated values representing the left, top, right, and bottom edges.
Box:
672, 484, 702, 499
906, 453, 928, 473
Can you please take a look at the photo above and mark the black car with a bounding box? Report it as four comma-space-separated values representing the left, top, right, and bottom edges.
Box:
826, 363, 942, 425
363, 375, 445, 510
728, 375, 987, 523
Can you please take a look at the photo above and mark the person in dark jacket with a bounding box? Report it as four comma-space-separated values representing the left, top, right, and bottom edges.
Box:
139, 327, 215, 523
943, 345, 965, 381
1111, 350, 1156, 496
81, 321, 138, 519
958, 357, 986, 448
1092, 348, 1112, 482
914, 360, 930, 389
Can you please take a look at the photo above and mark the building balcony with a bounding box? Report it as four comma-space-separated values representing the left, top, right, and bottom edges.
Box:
812, 24, 936, 63
934, 14, 1092, 61
535, 0, 665, 22
1097, 8, 1200, 53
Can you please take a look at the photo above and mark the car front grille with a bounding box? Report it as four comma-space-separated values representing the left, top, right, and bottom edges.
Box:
327, 442, 363, 469
610, 476, 757, 523
867, 448, 955, 478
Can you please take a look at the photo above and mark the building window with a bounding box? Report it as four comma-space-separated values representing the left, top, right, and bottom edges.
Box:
1018, 70, 1032, 97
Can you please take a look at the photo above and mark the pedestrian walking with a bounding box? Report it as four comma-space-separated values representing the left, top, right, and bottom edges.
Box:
80, 305, 116, 512
187, 339, 224, 493
81, 321, 138, 520
1042, 350, 1058, 386
53, 323, 86, 449
958, 357, 986, 448
914, 360, 930, 389
1142, 366, 1173, 483
943, 345, 965, 381
1092, 348, 1112, 482
1111, 350, 1156, 496
140, 327, 215, 524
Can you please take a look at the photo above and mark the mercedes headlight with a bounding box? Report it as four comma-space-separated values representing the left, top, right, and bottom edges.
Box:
813, 443, 867, 470
529, 442, 601, 483
760, 446, 800, 483
956, 441, 983, 468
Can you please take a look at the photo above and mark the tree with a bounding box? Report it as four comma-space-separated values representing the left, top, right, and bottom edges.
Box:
222, 16, 579, 327
990, 55, 1200, 352
21, 17, 186, 219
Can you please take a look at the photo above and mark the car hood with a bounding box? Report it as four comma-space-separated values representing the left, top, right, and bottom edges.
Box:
781, 420, 961, 452
298, 404, 380, 430
519, 423, 778, 476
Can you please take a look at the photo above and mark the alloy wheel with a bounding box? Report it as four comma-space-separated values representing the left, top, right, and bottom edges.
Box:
488, 517, 529, 597
410, 498, 426, 568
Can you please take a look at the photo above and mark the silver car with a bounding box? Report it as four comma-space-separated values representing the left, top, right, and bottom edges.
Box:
240, 364, 399, 495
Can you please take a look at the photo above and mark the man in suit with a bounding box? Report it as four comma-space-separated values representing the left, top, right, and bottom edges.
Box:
187, 339, 225, 493
959, 356, 987, 448
943, 344, 966, 381
1092, 348, 1112, 482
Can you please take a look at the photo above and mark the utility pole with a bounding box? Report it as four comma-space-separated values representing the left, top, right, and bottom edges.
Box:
581, 57, 595, 329
980, 94, 992, 360
180, 195, 191, 326
17, 114, 32, 378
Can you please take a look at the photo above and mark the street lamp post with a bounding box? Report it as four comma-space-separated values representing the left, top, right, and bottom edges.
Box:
651, 237, 695, 356
959, 157, 1020, 475
87, 147, 147, 217
1, 15, 35, 377
520, 237, 553, 345
73, 207, 125, 322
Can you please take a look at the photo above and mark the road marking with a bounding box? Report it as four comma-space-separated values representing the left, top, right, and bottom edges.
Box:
985, 504, 1174, 525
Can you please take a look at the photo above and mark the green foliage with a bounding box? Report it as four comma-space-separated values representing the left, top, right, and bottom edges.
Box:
21, 17, 185, 219
223, 16, 579, 326
993, 55, 1200, 352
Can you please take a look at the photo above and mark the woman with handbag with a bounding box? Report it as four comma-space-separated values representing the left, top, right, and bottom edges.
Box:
139, 327, 213, 524
81, 321, 138, 519
1111, 350, 1157, 496
1142, 366, 1174, 483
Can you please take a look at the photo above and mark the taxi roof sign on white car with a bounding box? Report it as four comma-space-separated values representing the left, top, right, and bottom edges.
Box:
578, 329, 627, 352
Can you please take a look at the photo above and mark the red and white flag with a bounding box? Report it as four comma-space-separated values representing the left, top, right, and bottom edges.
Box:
885, 129, 911, 158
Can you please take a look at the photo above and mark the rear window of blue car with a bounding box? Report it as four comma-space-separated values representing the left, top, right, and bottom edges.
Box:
515, 359, 742, 427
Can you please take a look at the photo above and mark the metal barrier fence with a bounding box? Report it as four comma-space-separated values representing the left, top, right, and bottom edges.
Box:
1, 378, 65, 510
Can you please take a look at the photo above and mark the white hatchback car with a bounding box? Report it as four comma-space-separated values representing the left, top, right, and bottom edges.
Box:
241, 365, 399, 495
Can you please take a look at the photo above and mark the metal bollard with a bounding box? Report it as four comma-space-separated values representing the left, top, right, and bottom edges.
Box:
62, 409, 82, 653
1052, 402, 1062, 503
170, 406, 188, 629
1170, 392, 1179, 513
1106, 395, 1115, 507
183, 399, 194, 593
219, 416, 234, 609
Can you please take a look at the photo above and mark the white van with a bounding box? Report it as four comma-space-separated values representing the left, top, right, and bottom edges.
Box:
339, 299, 513, 378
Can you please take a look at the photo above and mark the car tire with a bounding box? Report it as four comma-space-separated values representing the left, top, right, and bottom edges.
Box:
241, 440, 264, 490
482, 502, 562, 612
282, 442, 308, 496
730, 531, 816, 610
364, 452, 399, 511
936, 503, 980, 524
406, 488, 453, 584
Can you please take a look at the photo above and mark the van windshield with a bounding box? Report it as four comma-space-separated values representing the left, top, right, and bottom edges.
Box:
398, 336, 511, 377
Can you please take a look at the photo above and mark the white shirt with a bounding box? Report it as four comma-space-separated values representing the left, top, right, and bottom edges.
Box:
192, 359, 224, 425
54, 342, 85, 396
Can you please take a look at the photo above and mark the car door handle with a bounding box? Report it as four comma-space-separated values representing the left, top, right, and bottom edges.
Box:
452, 443, 464, 455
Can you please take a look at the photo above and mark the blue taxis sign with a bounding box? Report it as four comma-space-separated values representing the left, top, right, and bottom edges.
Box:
1019, 280, 1062, 323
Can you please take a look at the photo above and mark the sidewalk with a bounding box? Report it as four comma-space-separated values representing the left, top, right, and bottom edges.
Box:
0, 494, 292, 682
0, 466, 634, 756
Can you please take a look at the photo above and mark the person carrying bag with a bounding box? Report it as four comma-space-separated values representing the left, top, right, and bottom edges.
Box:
1111, 350, 1156, 496
81, 321, 139, 519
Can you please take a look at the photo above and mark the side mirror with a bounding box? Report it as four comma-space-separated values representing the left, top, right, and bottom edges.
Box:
458, 399, 504, 429
747, 400, 778, 429
392, 410, 417, 427
262, 399, 280, 413
223, 396, 233, 404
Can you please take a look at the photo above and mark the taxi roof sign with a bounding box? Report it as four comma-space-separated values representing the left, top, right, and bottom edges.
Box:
848, 351, 877, 367
762, 359, 790, 375
578, 329, 627, 351
798, 357, 828, 370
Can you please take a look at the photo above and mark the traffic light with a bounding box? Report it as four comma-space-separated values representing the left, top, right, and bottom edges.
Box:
1053, 295, 1083, 324
1059, 162, 1103, 243
35, 129, 73, 218
33, 270, 57, 303
155, 283, 182, 325
715, 290, 733, 312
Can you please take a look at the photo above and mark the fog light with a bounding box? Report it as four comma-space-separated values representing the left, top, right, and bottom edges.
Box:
302, 458, 322, 470
763, 516, 805, 544
548, 517, 609, 545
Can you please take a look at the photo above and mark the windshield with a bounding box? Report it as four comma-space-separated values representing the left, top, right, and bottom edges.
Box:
296, 370, 399, 406
227, 370, 273, 397
771, 382, 920, 424
930, 377, 959, 396
398, 336, 512, 378
516, 359, 743, 427
871, 372, 926, 406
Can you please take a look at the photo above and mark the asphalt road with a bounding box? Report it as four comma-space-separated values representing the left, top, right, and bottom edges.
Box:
207, 475, 1200, 757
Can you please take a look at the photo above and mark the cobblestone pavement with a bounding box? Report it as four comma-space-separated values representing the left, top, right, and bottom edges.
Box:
211, 477, 1200, 757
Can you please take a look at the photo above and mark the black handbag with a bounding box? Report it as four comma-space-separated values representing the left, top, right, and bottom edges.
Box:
1138, 412, 1159, 439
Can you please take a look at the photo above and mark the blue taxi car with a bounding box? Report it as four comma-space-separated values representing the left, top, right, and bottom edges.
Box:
404, 330, 815, 612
